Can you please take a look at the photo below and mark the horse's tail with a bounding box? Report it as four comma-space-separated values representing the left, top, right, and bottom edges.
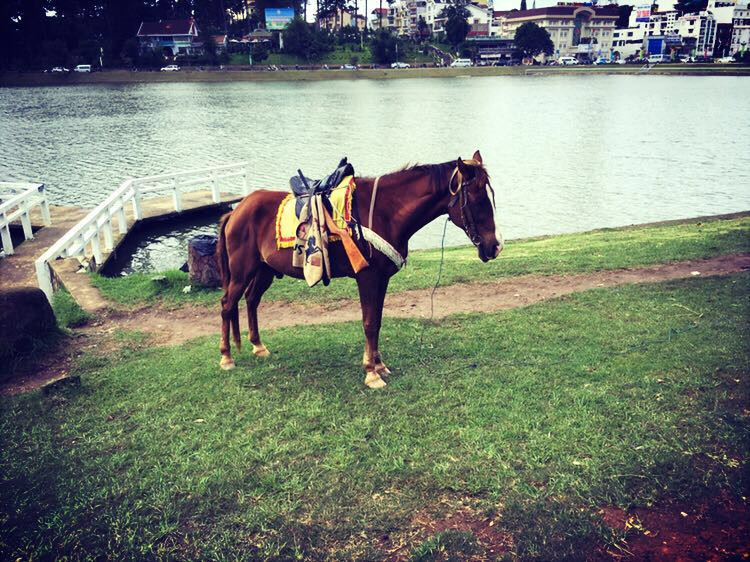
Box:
217, 212, 231, 292
217, 211, 241, 351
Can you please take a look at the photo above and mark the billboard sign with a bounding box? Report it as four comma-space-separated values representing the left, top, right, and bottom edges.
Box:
635, 4, 651, 22
265, 8, 295, 31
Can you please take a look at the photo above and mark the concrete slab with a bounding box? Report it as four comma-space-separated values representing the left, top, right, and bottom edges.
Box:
0, 205, 88, 289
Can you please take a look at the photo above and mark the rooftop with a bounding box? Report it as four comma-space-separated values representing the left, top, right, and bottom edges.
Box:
137, 18, 198, 37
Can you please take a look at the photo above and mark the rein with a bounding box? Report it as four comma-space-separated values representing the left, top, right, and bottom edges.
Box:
447, 160, 495, 248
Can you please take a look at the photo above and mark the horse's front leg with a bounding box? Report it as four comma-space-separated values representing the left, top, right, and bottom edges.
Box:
244, 266, 275, 357
356, 272, 390, 389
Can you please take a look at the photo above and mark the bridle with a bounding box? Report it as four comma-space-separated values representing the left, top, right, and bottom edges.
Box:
447, 160, 496, 248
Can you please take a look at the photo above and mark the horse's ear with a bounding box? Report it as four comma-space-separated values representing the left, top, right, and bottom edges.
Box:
457, 157, 469, 173
472, 150, 483, 164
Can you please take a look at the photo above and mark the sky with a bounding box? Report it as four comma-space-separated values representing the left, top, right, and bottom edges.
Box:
350, 0, 641, 18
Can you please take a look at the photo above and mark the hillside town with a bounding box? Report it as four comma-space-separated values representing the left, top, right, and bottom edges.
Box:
2, 0, 749, 70
365, 0, 748, 60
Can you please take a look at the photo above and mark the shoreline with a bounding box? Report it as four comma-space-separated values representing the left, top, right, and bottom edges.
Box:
2, 64, 749, 87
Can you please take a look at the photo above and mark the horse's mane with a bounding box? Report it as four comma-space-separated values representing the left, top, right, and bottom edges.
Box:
361, 160, 485, 193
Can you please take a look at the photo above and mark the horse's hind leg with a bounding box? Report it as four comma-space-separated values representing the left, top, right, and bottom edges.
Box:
220, 252, 259, 370
220, 279, 248, 370
245, 265, 275, 357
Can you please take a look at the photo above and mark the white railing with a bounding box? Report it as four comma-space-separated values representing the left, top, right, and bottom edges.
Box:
35, 162, 249, 300
0, 182, 51, 256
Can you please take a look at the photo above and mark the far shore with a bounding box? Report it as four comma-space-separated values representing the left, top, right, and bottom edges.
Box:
2, 63, 749, 87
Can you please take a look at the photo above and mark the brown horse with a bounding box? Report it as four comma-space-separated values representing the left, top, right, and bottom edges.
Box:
217, 150, 502, 388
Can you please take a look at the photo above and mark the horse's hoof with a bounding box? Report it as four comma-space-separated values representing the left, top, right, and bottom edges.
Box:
219, 356, 236, 370
376, 365, 392, 377
364, 371, 387, 389
252, 344, 270, 358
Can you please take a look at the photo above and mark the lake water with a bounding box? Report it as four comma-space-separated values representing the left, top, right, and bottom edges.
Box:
2, 75, 749, 272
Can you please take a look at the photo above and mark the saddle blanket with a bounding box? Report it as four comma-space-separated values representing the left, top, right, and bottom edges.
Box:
275, 176, 356, 249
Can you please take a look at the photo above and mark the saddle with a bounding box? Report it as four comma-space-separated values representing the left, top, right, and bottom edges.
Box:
290, 157, 355, 218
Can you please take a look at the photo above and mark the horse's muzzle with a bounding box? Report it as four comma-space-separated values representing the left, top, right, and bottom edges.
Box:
478, 241, 502, 262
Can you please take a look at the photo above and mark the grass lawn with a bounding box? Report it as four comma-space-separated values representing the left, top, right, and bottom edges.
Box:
1, 273, 747, 559
89, 215, 750, 308
229, 44, 435, 67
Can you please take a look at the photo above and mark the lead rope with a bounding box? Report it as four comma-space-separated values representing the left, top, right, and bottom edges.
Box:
367, 176, 381, 259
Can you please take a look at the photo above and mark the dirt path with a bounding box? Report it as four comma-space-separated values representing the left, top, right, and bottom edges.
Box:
93, 253, 750, 347
3, 254, 747, 397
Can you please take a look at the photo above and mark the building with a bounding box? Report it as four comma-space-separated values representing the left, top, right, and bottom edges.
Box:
495, 4, 619, 60
611, 25, 647, 59
466, 36, 516, 62
731, 3, 750, 54
465, 3, 492, 37
136, 18, 202, 57
212, 35, 228, 52
424, 0, 447, 35
383, 0, 448, 37
370, 7, 389, 30
319, 7, 366, 32
676, 11, 717, 55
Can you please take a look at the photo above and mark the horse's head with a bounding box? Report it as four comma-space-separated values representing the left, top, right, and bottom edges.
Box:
447, 150, 503, 262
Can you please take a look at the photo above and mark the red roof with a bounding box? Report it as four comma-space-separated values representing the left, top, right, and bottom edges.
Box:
137, 19, 197, 37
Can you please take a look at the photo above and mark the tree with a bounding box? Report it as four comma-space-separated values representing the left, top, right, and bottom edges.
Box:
441, 0, 470, 48
282, 16, 333, 60
617, 5, 633, 28
338, 24, 359, 46
201, 32, 218, 63
673, 0, 707, 15
513, 21, 553, 58
417, 16, 430, 42
120, 37, 141, 66
282, 16, 313, 56
370, 28, 400, 64
252, 41, 270, 63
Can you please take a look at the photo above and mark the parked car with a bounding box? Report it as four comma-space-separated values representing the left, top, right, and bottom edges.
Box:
593, 57, 609, 65
557, 56, 579, 65
647, 54, 672, 63
390, 61, 410, 69
613, 58, 627, 65
160, 64, 180, 72
715, 56, 736, 63
694, 55, 713, 63
450, 58, 473, 67
74, 64, 92, 73
51, 66, 69, 73
340, 64, 357, 70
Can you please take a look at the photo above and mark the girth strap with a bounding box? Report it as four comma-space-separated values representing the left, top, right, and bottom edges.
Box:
360, 226, 405, 270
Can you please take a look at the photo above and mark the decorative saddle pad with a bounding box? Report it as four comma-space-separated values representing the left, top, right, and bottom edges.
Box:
275, 176, 356, 249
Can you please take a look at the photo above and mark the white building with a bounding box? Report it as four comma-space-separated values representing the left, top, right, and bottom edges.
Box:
616, 5, 722, 58
424, 0, 447, 35
676, 11, 717, 55
611, 26, 647, 59
731, 3, 750, 53
385, 0, 448, 37
495, 4, 619, 59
